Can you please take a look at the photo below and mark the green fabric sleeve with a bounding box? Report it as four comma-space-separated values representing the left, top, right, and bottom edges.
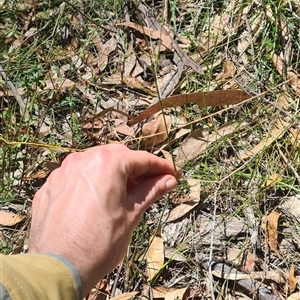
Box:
0, 253, 82, 300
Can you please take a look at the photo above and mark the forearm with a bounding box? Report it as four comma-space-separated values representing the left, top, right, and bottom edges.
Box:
0, 254, 82, 300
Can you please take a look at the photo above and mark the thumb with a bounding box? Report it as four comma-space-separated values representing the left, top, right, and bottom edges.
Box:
128, 174, 177, 214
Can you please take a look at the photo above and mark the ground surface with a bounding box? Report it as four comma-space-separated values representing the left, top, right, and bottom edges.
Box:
1, 0, 300, 299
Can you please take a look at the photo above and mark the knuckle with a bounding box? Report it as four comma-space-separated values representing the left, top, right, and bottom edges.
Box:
149, 185, 160, 202
61, 152, 82, 167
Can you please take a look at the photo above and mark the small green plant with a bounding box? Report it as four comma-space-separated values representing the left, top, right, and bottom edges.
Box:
70, 113, 83, 145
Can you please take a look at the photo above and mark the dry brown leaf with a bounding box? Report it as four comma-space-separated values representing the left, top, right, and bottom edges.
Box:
128, 90, 251, 125
165, 201, 198, 223
150, 286, 176, 298
110, 292, 139, 300
23, 169, 51, 181
210, 260, 285, 284
263, 173, 282, 188
282, 196, 300, 218
237, 31, 251, 56
164, 246, 187, 262
123, 42, 136, 76
93, 35, 107, 71
287, 292, 300, 300
165, 287, 188, 300
288, 71, 300, 95
261, 211, 282, 257
24, 27, 37, 38
115, 123, 135, 136
43, 78, 76, 90
236, 12, 264, 65
136, 3, 202, 76
146, 236, 164, 281
141, 114, 171, 147
220, 60, 236, 79
85, 279, 109, 300
0, 210, 25, 226
289, 264, 297, 293
96, 36, 117, 71
240, 118, 289, 160
176, 122, 248, 166
273, 54, 300, 95
131, 53, 151, 77
123, 76, 156, 96
159, 149, 173, 162
200, 14, 224, 51
289, 128, 300, 148
272, 53, 285, 75
212, 268, 285, 283
277, 93, 293, 110
153, 127, 190, 153
116, 22, 172, 51
226, 247, 255, 272
0, 87, 24, 97
165, 179, 200, 222
279, 14, 289, 43
185, 178, 201, 201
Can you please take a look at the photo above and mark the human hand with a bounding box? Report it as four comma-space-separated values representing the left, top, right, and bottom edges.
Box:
28, 144, 179, 295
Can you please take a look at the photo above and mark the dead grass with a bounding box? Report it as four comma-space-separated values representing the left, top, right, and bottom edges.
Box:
1, 0, 300, 299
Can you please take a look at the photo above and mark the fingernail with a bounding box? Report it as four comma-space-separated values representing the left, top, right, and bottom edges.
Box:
165, 178, 177, 191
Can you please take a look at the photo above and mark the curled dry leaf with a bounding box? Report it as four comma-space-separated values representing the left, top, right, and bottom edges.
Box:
289, 264, 297, 293
141, 113, 171, 147
0, 210, 25, 226
261, 211, 282, 257
23, 169, 51, 181
146, 236, 164, 281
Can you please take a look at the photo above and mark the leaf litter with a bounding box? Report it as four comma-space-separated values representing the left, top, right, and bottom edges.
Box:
1, 0, 300, 299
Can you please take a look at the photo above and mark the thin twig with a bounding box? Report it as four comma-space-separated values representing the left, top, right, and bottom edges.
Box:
111, 259, 124, 297
0, 64, 28, 119
278, 148, 300, 185
208, 183, 221, 300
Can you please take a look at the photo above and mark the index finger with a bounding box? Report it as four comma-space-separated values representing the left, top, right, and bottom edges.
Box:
122, 150, 178, 178
87, 144, 180, 179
